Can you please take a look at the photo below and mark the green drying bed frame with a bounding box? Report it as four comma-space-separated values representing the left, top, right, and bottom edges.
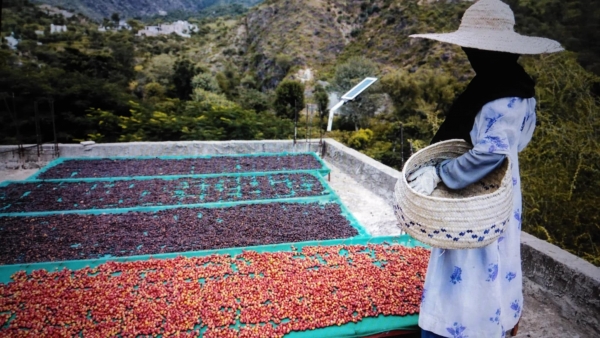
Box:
28, 152, 331, 181
1, 152, 424, 337
0, 171, 337, 215
0, 235, 427, 338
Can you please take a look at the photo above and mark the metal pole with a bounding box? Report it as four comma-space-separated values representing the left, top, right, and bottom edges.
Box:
400, 124, 404, 169
50, 99, 59, 157
293, 100, 297, 146
34, 101, 41, 158
319, 103, 325, 149
11, 93, 24, 157
309, 105, 314, 149
306, 104, 309, 145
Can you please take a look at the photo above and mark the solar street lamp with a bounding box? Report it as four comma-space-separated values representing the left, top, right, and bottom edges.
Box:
326, 77, 378, 132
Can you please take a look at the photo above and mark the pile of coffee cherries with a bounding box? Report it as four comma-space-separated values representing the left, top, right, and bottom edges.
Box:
37, 154, 323, 179
0, 203, 358, 265
0, 173, 325, 213
0, 244, 429, 337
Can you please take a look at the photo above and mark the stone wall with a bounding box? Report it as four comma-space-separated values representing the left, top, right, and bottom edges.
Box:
321, 138, 401, 203
0, 141, 321, 170
521, 232, 600, 335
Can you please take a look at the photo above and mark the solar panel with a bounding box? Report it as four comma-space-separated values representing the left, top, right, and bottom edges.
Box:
341, 77, 378, 101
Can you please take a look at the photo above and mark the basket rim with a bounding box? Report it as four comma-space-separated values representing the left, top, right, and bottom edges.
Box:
401, 139, 511, 202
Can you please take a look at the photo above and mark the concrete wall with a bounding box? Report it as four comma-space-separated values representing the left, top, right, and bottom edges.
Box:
321, 138, 401, 203
521, 232, 600, 335
321, 138, 600, 336
0, 141, 321, 169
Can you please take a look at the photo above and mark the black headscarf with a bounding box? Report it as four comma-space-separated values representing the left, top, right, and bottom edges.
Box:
430, 47, 535, 145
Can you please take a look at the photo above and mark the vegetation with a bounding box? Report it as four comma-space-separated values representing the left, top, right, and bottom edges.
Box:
519, 53, 600, 264
1, 0, 598, 265
273, 80, 304, 120
0, 0, 292, 145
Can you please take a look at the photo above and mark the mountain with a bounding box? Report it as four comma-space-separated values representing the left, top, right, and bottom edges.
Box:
240, 0, 357, 89
233, 0, 472, 89
30, 0, 264, 21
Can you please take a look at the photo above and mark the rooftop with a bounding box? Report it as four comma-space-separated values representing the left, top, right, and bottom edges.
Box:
0, 139, 598, 337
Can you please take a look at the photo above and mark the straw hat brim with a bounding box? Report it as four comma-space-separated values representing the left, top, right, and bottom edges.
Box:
410, 30, 564, 55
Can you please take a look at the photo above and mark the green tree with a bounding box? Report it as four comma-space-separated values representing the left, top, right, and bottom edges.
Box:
238, 88, 270, 113
275, 53, 293, 75
347, 128, 373, 150
192, 72, 221, 93
313, 84, 329, 134
111, 13, 120, 24
273, 80, 305, 120
215, 63, 241, 100
172, 59, 198, 100
143, 54, 176, 86
144, 82, 166, 102
192, 88, 236, 108
109, 40, 135, 78
381, 68, 461, 151
126, 19, 143, 31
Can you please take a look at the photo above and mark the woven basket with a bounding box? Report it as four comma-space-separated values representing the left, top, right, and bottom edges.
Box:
393, 139, 513, 249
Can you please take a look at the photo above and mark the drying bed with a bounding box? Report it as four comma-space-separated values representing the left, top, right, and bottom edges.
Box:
0, 202, 362, 265
33, 153, 326, 180
0, 173, 327, 213
0, 240, 429, 337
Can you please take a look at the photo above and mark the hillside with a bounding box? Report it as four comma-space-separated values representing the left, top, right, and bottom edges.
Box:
225, 0, 475, 90
29, 0, 264, 21
243, 0, 345, 89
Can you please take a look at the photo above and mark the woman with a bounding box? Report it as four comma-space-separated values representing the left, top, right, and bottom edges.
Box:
406, 1, 563, 337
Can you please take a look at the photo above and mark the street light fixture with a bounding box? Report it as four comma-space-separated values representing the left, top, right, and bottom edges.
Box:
326, 77, 378, 131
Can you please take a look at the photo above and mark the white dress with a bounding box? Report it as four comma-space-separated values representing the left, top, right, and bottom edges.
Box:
418, 97, 537, 338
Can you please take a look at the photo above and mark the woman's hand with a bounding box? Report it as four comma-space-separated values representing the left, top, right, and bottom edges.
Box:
407, 166, 441, 196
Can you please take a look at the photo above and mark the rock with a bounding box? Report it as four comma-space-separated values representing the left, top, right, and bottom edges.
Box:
5, 162, 20, 170
22, 162, 42, 169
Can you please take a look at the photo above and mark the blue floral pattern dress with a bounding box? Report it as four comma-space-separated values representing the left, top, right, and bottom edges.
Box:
418, 97, 536, 338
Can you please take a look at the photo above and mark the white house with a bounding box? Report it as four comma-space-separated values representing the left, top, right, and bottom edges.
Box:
137, 21, 198, 38
98, 20, 131, 32
50, 24, 67, 34
4, 34, 19, 50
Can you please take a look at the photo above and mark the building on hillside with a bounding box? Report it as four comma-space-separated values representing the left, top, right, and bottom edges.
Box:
35, 30, 45, 36
50, 24, 68, 34
99, 20, 132, 32
4, 34, 19, 50
118, 20, 132, 31
137, 21, 198, 38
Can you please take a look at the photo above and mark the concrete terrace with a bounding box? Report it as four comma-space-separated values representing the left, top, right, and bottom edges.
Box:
0, 139, 598, 338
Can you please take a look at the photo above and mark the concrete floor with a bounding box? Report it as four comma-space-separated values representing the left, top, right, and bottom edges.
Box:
0, 169, 38, 184
0, 164, 594, 338
323, 160, 400, 237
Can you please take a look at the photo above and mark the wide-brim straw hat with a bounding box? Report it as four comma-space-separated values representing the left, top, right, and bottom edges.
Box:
393, 139, 513, 249
409, 0, 563, 54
